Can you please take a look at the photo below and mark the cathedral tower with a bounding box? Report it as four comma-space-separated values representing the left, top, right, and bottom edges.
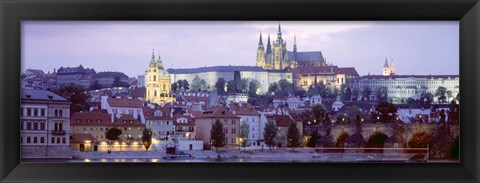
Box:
272, 24, 286, 70
146, 49, 175, 105
383, 57, 392, 76
256, 32, 267, 69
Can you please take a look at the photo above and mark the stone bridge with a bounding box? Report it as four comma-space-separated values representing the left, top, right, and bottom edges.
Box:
314, 122, 460, 145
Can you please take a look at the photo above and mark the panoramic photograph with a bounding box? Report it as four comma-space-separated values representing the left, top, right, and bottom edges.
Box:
20, 21, 459, 163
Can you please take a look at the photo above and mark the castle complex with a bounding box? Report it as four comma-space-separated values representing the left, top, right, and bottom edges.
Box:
256, 24, 327, 70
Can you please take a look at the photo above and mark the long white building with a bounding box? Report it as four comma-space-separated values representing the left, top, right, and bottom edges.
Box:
354, 75, 459, 102
167, 65, 292, 94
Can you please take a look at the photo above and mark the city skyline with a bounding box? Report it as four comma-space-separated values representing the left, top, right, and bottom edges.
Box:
22, 21, 459, 77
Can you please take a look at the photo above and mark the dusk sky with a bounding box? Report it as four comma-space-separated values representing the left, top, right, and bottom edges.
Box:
22, 21, 459, 77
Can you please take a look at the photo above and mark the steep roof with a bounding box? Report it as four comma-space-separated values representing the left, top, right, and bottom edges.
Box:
286, 51, 325, 62
21, 88, 68, 102
336, 67, 359, 76
266, 114, 293, 126
107, 98, 142, 108
194, 106, 240, 119
230, 102, 260, 115
113, 114, 144, 126
71, 111, 112, 125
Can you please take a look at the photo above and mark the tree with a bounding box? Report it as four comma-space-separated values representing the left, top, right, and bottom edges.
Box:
105, 128, 122, 141
311, 104, 327, 125
276, 79, 294, 97
141, 129, 152, 151
210, 119, 226, 151
248, 80, 260, 97
88, 79, 102, 90
113, 76, 129, 87
435, 86, 448, 103
287, 122, 300, 151
346, 105, 369, 123
215, 78, 227, 95
268, 82, 279, 95
454, 92, 460, 104
351, 87, 360, 100
294, 89, 307, 98
263, 121, 278, 149
307, 85, 315, 98
375, 102, 398, 123
343, 86, 352, 101
362, 86, 372, 101
226, 80, 236, 93
54, 84, 92, 114
191, 76, 207, 91
241, 79, 249, 92
239, 122, 250, 151
376, 86, 388, 102
178, 79, 190, 90
171, 83, 178, 92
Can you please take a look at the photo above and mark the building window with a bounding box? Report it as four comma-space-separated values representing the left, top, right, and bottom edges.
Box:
41, 137, 45, 143
27, 108, 31, 116
59, 123, 63, 130
33, 123, 38, 130
33, 137, 38, 143
154, 75, 156, 81
54, 110, 58, 117
62, 137, 66, 144
51, 137, 55, 143
27, 137, 31, 143
33, 109, 38, 116
27, 122, 31, 130
57, 137, 60, 144
41, 109, 45, 116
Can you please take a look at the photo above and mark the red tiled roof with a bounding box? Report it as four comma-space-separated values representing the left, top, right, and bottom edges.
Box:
336, 67, 359, 76
230, 102, 260, 115
70, 133, 97, 143
130, 87, 146, 98
71, 111, 112, 125
91, 109, 108, 114
266, 114, 293, 126
107, 98, 142, 108
113, 114, 144, 126
195, 106, 240, 119
173, 115, 195, 126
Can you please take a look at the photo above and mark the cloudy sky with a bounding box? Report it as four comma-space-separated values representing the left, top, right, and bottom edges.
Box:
22, 21, 459, 77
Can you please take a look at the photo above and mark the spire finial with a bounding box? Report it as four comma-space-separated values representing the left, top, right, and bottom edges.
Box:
293, 34, 297, 52
258, 31, 263, 45
157, 50, 162, 62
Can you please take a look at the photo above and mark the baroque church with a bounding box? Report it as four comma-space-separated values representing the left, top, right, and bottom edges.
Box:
256, 24, 328, 70
145, 49, 175, 104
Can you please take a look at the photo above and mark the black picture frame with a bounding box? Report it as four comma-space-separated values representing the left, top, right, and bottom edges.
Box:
1, 0, 479, 182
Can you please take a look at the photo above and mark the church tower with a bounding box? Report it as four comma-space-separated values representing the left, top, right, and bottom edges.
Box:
272, 24, 286, 70
383, 57, 392, 76
256, 32, 267, 69
146, 49, 175, 105
389, 58, 395, 75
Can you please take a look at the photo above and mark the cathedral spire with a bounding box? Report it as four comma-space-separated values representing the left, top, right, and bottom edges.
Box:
266, 34, 272, 54
384, 57, 389, 68
277, 23, 283, 43
258, 31, 263, 45
293, 34, 297, 53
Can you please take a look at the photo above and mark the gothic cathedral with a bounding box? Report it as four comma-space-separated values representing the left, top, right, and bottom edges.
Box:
145, 50, 175, 104
256, 24, 327, 70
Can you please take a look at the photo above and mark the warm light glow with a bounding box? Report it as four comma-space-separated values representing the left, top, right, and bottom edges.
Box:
85, 140, 91, 144
84, 158, 91, 162
101, 141, 107, 145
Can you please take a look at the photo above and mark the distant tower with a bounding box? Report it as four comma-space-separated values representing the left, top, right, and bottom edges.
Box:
389, 58, 395, 75
145, 49, 175, 105
256, 32, 267, 69
272, 23, 287, 70
383, 57, 392, 76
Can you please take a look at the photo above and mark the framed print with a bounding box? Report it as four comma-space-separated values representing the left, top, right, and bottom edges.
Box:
1, 0, 479, 182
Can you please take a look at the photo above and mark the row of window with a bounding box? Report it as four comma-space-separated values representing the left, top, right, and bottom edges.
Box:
20, 108, 65, 117
147, 121, 171, 126
224, 128, 237, 134
21, 136, 66, 144
77, 127, 142, 131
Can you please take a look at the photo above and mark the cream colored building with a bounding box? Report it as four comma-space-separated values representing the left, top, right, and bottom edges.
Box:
194, 106, 241, 149
145, 50, 175, 105
168, 65, 292, 94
